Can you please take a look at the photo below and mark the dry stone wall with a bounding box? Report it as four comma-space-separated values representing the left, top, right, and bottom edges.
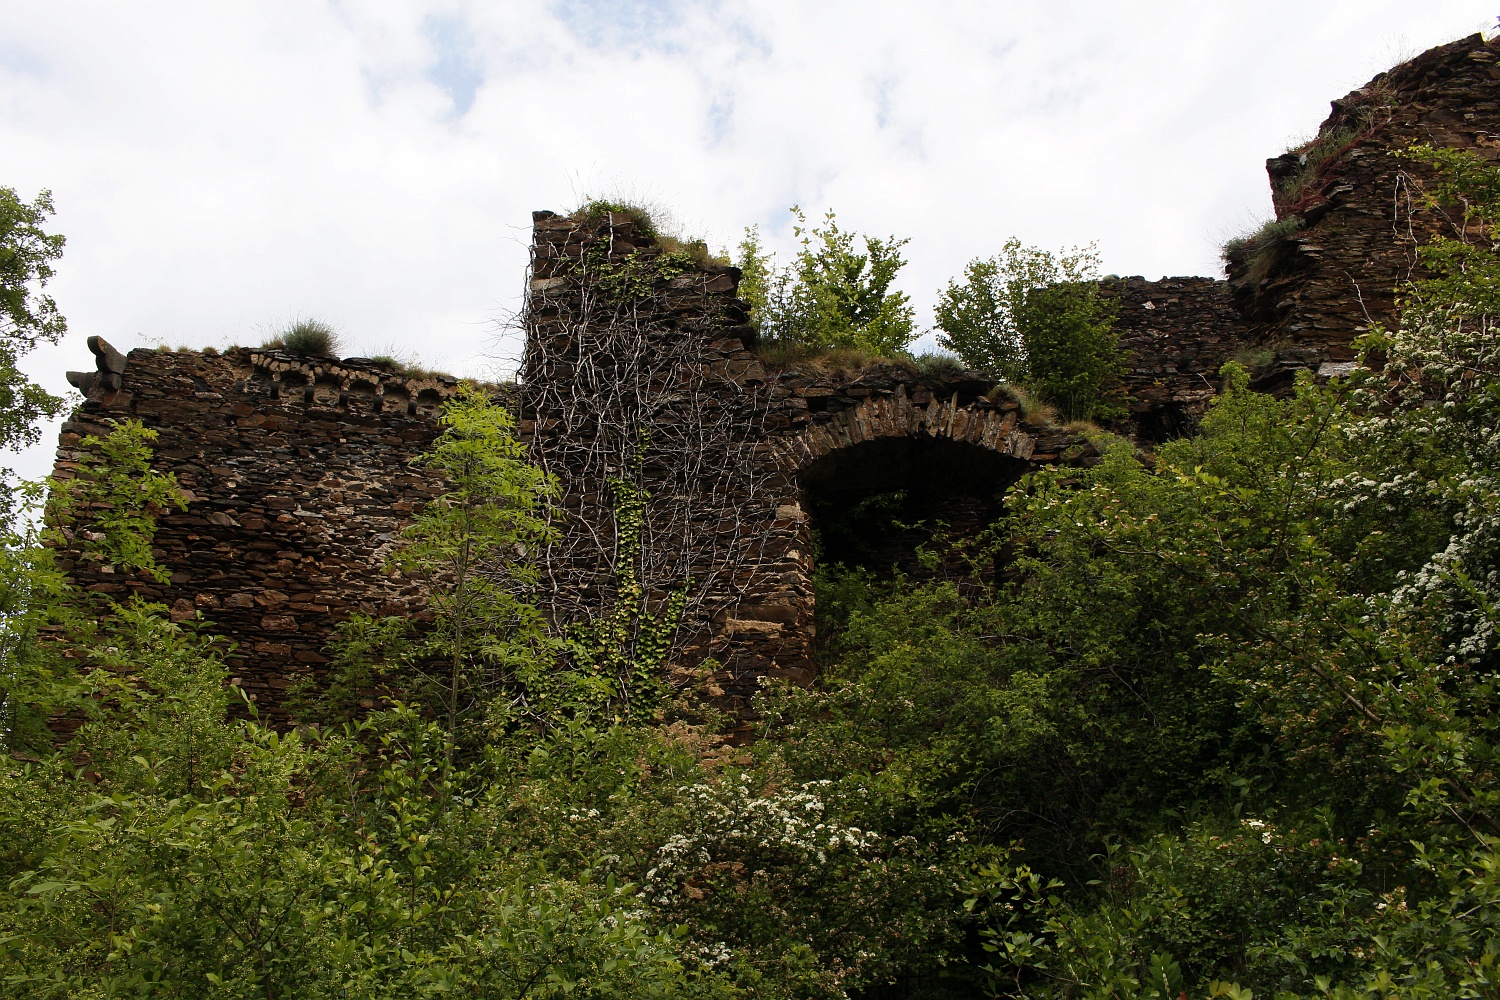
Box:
520, 211, 1080, 712
55, 339, 466, 713
1228, 33, 1500, 387
1103, 276, 1256, 440
55, 217, 1082, 719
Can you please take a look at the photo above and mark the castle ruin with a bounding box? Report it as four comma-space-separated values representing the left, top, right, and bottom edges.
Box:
53, 33, 1500, 717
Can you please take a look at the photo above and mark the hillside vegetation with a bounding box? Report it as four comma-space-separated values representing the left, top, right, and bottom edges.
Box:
1, 145, 1498, 998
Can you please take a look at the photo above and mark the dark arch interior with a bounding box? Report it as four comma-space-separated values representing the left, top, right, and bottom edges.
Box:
799, 436, 1029, 579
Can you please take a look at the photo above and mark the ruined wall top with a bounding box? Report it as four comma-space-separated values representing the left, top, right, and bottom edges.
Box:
1227, 32, 1500, 385
53, 341, 475, 714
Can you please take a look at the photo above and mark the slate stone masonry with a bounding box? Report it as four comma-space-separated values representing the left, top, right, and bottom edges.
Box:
54, 343, 465, 710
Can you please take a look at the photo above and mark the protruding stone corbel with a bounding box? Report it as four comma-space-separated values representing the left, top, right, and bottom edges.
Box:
65, 336, 128, 397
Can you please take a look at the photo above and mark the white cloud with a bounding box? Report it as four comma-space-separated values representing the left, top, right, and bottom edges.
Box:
2, 0, 1493, 483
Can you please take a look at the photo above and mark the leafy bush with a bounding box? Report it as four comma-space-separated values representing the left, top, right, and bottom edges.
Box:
936, 240, 1123, 421
737, 207, 916, 357
0, 186, 67, 453
9, 136, 1500, 1000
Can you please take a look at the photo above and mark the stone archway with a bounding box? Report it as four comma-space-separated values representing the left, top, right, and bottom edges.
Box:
708, 388, 1047, 687
798, 433, 1029, 576
772, 384, 1041, 473
788, 389, 1036, 595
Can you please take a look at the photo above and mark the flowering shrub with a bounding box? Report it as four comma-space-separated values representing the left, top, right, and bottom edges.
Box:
643, 776, 969, 998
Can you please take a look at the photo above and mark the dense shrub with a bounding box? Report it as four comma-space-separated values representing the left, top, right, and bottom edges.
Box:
6, 143, 1500, 999
738, 207, 916, 357
935, 240, 1123, 422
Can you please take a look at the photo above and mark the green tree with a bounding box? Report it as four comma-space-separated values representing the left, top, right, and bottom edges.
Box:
391, 384, 558, 758
3, 420, 185, 755
737, 207, 916, 356
935, 239, 1122, 420
0, 480, 74, 755
2, 412, 724, 999
0, 186, 68, 455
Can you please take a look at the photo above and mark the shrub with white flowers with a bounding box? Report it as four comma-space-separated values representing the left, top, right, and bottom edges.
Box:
642, 776, 969, 999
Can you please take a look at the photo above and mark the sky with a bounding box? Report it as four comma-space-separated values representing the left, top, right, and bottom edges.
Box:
2, 1, 1495, 482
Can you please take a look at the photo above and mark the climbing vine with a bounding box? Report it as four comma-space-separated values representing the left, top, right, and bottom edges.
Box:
562, 477, 688, 719
521, 212, 774, 696
583, 239, 700, 304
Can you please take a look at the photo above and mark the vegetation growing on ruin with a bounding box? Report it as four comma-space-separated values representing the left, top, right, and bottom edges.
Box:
573, 198, 725, 267
574, 198, 663, 239
1222, 215, 1306, 288
738, 207, 917, 357
267, 317, 342, 357
936, 239, 1124, 422
1271, 81, 1398, 215
739, 213, 1121, 425
4, 145, 1500, 998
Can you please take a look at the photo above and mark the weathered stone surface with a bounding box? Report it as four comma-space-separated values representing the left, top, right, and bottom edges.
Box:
1227, 33, 1500, 388
1103, 276, 1256, 441
52, 347, 467, 713
519, 211, 1086, 713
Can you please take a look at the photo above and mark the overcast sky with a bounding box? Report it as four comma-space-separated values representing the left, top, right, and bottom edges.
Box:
3, 1, 1494, 481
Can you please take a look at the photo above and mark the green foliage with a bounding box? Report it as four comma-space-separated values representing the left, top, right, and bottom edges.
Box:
912, 352, 966, 378
273, 318, 341, 357
582, 236, 700, 304
3, 420, 185, 756
737, 207, 916, 356
45, 419, 189, 584
561, 478, 687, 722
388, 384, 558, 751
639, 774, 973, 998
752, 144, 1500, 996
574, 198, 661, 239
1222, 215, 1305, 287
573, 201, 721, 275
936, 239, 1123, 421
284, 611, 413, 724
1, 661, 729, 998
0, 481, 77, 755
1019, 281, 1125, 422
1, 412, 730, 999
0, 186, 66, 350
12, 146, 1500, 1000
0, 186, 68, 454
751, 340, 890, 373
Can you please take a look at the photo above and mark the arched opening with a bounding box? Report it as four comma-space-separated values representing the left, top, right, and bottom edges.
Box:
799, 435, 1029, 581
380, 382, 410, 415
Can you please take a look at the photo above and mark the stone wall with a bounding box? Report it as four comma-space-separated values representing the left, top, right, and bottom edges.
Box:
520, 210, 1081, 713
56, 219, 1083, 718
1227, 33, 1500, 386
52, 32, 1499, 716
1102, 276, 1256, 440
54, 339, 465, 712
